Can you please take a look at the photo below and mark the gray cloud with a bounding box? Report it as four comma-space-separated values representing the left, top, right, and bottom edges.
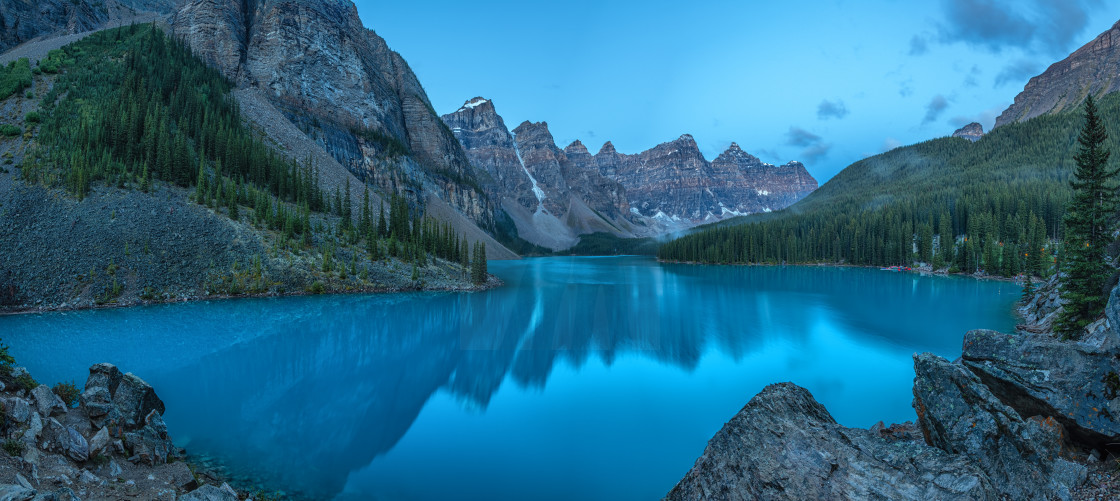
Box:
994, 59, 1041, 87
786, 127, 822, 148
923, 95, 951, 124
817, 99, 850, 120
909, 35, 929, 56
801, 143, 833, 163
936, 0, 1100, 57
785, 127, 831, 164
899, 79, 914, 97
963, 65, 981, 87
882, 137, 903, 152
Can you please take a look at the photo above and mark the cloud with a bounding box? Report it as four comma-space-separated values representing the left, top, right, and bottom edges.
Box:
936, 0, 1100, 57
994, 59, 1041, 87
898, 79, 914, 97
785, 127, 831, 164
882, 137, 903, 152
801, 143, 833, 163
923, 95, 951, 125
963, 65, 981, 87
817, 99, 850, 120
786, 127, 822, 148
586, 130, 596, 138
909, 35, 930, 56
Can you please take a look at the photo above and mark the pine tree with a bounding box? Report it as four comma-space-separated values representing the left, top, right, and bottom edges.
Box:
377, 201, 387, 238
1057, 95, 1119, 337
1021, 276, 1035, 304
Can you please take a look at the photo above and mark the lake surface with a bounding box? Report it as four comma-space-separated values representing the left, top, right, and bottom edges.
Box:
0, 256, 1019, 500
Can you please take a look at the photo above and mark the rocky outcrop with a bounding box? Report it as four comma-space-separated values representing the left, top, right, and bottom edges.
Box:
666, 382, 995, 500
952, 122, 985, 142
996, 20, 1120, 127
0, 363, 247, 499
912, 353, 1087, 500
961, 327, 1120, 449
0, 0, 175, 53
171, 0, 500, 244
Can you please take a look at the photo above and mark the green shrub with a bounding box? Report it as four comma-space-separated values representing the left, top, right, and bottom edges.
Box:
307, 281, 325, 294
52, 381, 80, 408
24, 111, 40, 123
0, 125, 20, 137
14, 373, 37, 392
0, 341, 14, 375
2, 438, 24, 456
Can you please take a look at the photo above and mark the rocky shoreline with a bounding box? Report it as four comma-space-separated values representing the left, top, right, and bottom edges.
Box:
0, 362, 258, 500
0, 274, 504, 317
666, 275, 1120, 500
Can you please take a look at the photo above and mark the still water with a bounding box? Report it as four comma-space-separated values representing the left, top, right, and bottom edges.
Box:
0, 257, 1019, 500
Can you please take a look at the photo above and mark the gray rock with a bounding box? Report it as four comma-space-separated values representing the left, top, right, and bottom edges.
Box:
24, 412, 41, 442
77, 387, 113, 426
60, 428, 88, 463
0, 484, 35, 501
86, 427, 109, 456
912, 353, 1086, 500
77, 471, 98, 485
5, 398, 31, 424
122, 410, 175, 465
108, 460, 122, 477
82, 364, 122, 395
961, 328, 1120, 448
111, 373, 165, 429
29, 386, 65, 417
178, 484, 238, 501
666, 382, 994, 501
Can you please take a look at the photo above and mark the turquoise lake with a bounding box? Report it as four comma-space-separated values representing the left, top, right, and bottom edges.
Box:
0, 256, 1020, 500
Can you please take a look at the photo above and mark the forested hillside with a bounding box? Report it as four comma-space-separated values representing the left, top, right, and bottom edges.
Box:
0, 24, 492, 312
658, 93, 1120, 277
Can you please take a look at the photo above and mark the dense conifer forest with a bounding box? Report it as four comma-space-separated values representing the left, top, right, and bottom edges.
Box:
10, 24, 481, 286
658, 93, 1120, 278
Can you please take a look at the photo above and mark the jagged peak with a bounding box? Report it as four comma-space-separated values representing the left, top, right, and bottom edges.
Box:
456, 97, 492, 112
715, 142, 762, 166
677, 133, 696, 143
565, 140, 589, 155
597, 141, 617, 156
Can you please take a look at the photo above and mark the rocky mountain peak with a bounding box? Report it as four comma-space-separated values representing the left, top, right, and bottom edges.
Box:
597, 141, 618, 156
715, 142, 763, 166
564, 140, 590, 156
952, 122, 984, 142
456, 97, 493, 113
512, 121, 554, 143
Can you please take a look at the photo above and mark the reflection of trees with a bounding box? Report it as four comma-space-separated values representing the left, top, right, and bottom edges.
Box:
128, 258, 1008, 499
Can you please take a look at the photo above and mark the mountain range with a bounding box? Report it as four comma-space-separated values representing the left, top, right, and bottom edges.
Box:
441, 97, 817, 250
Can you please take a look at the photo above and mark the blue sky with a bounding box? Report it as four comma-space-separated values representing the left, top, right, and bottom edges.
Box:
354, 0, 1120, 182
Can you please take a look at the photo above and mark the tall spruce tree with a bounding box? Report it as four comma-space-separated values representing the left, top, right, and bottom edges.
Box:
1057, 95, 1119, 337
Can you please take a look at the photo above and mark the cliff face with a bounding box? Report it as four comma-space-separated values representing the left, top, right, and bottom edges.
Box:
171, 0, 492, 228
996, 20, 1120, 127
442, 99, 639, 250
0, 0, 175, 53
